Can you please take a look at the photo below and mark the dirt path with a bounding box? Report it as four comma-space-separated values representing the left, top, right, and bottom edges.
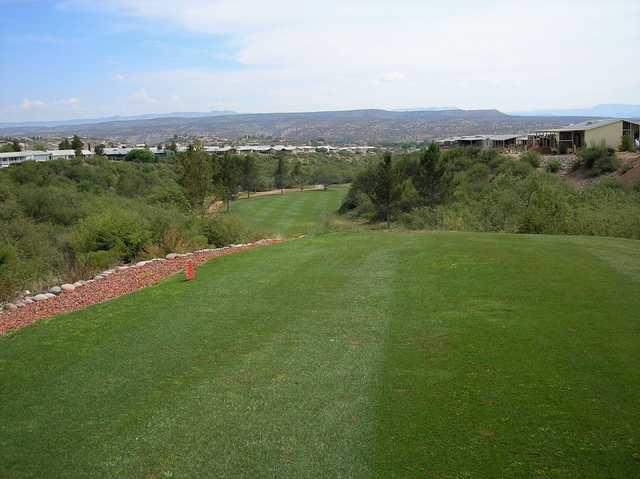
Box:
0, 239, 282, 335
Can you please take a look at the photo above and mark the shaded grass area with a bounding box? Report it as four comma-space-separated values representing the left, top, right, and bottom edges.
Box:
1, 231, 640, 477
228, 184, 348, 237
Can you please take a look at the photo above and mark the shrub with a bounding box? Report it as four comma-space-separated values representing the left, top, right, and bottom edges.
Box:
188, 234, 209, 250
124, 148, 156, 163
546, 159, 561, 173
199, 215, 258, 247
17, 186, 85, 225
619, 162, 633, 174
71, 248, 123, 280
577, 143, 620, 177
73, 209, 150, 261
620, 135, 634, 152
520, 151, 541, 168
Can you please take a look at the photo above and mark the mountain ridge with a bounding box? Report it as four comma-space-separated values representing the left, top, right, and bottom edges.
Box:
0, 108, 608, 145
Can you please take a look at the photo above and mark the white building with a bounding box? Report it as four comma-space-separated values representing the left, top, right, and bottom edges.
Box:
0, 149, 93, 168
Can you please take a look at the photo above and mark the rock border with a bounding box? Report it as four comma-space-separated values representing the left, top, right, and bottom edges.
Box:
0, 239, 281, 335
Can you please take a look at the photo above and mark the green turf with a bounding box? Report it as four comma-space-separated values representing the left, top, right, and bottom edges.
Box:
228, 185, 349, 237
1, 231, 640, 478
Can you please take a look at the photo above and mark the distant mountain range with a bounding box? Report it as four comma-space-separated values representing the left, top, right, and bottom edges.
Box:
0, 107, 627, 145
0, 110, 236, 129
511, 104, 640, 118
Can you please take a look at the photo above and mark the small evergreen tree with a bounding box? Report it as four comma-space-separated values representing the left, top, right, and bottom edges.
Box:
369, 152, 403, 229
415, 143, 445, 205
274, 156, 288, 194
241, 156, 258, 198
214, 154, 241, 211
291, 161, 305, 191
176, 148, 212, 213
71, 135, 83, 152
58, 138, 72, 150
11, 139, 21, 152
94, 144, 105, 156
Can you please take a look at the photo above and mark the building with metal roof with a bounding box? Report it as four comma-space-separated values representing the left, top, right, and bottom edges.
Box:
529, 119, 640, 152
0, 149, 93, 168
437, 134, 521, 149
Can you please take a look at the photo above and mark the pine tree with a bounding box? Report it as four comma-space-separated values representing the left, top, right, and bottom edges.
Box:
369, 152, 403, 229
214, 154, 241, 211
176, 148, 213, 213
241, 156, 258, 198
415, 143, 445, 205
291, 161, 304, 191
274, 156, 288, 194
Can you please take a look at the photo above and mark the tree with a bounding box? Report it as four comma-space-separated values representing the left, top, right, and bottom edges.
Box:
167, 141, 178, 153
415, 143, 445, 205
58, 138, 72, 150
368, 152, 403, 229
213, 154, 241, 211
94, 144, 105, 156
124, 148, 156, 163
274, 156, 288, 194
290, 161, 305, 191
71, 135, 84, 156
176, 148, 213, 213
620, 135, 634, 152
12, 139, 22, 152
241, 156, 258, 198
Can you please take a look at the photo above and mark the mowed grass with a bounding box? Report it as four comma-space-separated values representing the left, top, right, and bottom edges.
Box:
2, 230, 640, 478
228, 184, 349, 237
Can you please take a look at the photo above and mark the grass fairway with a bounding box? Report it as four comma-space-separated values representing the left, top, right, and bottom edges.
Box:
228, 184, 349, 237
2, 231, 640, 478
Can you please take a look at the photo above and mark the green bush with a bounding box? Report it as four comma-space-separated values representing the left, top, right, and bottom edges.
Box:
73, 209, 150, 261
188, 234, 209, 250
199, 215, 258, 246
577, 143, 620, 177
619, 162, 633, 174
520, 151, 541, 168
546, 159, 561, 173
620, 135, 634, 152
71, 249, 123, 279
124, 149, 156, 163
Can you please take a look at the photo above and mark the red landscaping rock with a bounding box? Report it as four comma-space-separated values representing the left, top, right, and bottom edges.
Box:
0, 239, 282, 335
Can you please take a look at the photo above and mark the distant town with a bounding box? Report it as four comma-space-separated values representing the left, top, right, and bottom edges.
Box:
2, 116, 638, 168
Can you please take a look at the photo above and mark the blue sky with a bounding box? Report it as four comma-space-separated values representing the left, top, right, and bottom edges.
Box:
1, 0, 639, 122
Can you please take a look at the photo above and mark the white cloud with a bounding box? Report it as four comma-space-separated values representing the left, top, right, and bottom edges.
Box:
60, 97, 81, 107
20, 98, 47, 110
128, 88, 158, 104
377, 72, 406, 84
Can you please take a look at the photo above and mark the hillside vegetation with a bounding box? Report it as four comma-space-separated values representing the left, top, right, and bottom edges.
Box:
2, 231, 639, 477
0, 152, 368, 303
341, 145, 640, 238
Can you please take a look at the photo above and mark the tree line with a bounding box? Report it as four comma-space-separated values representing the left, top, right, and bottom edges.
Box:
175, 145, 368, 213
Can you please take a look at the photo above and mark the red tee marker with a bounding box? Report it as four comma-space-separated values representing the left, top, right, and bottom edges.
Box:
185, 259, 195, 281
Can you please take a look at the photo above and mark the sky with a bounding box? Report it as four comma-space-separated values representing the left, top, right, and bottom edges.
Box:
1, 0, 639, 122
